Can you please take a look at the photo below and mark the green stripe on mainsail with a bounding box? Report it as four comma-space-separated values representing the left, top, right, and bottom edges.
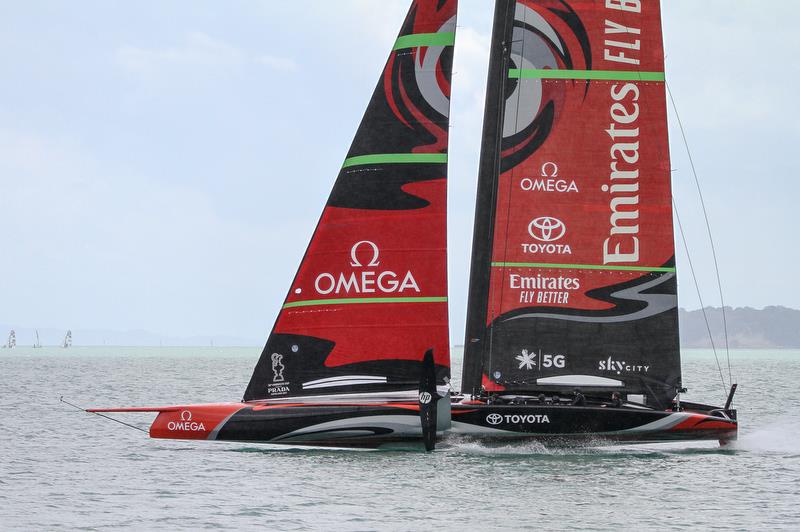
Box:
283, 296, 448, 309
508, 68, 665, 82
491, 262, 676, 273
393, 32, 455, 50
342, 153, 448, 168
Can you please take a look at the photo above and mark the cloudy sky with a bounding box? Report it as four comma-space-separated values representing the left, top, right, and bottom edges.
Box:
1, 1, 798, 343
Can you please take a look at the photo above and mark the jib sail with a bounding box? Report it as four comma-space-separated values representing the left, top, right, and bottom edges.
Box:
244, 0, 457, 402
463, 0, 680, 408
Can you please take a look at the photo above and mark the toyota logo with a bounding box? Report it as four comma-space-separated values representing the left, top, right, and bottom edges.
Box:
528, 217, 566, 242
486, 413, 503, 426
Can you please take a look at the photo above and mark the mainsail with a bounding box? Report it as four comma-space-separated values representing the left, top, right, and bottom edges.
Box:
244, 0, 457, 401
463, 0, 680, 408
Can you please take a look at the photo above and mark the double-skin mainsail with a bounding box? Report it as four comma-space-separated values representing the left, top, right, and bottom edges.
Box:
463, 0, 680, 409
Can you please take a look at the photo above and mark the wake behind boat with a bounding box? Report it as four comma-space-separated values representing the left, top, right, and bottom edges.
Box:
87, 0, 737, 450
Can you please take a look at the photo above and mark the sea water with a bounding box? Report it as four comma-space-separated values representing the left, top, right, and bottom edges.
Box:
1, 347, 799, 530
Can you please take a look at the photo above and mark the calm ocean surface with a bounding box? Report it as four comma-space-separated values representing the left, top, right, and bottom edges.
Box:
2, 347, 799, 530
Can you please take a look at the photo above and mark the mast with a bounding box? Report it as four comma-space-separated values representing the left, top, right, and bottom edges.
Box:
462, 0, 679, 408
244, 0, 458, 402
63, 330, 72, 348
34, 329, 41, 348
462, 0, 516, 396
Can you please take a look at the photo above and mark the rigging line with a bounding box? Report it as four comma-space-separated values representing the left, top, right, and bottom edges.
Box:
666, 82, 733, 387
60, 396, 148, 434
672, 199, 728, 397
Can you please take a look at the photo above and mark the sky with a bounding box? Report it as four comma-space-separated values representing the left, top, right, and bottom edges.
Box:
1, 1, 798, 344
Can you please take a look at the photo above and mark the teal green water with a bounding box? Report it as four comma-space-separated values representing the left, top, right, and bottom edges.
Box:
2, 348, 799, 530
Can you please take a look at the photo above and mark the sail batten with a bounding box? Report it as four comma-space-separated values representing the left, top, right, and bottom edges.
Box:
491, 262, 675, 272
282, 297, 448, 309
509, 69, 665, 81
463, 0, 680, 409
394, 32, 456, 50
342, 153, 448, 167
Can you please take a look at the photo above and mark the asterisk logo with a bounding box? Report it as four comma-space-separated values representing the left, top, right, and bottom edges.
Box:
515, 349, 537, 370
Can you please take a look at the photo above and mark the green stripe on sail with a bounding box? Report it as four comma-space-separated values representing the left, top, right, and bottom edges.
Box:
283, 296, 448, 309
342, 153, 448, 168
393, 32, 455, 50
492, 262, 676, 273
509, 68, 665, 82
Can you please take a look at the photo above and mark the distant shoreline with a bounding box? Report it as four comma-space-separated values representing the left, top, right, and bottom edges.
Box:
3, 346, 799, 352
5, 306, 800, 349
679, 306, 800, 348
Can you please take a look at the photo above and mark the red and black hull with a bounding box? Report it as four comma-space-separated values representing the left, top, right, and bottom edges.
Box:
210, 403, 435, 449
450, 403, 737, 444
91, 399, 736, 449
91, 402, 443, 450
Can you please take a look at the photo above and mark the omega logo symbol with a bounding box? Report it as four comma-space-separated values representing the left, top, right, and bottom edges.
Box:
181, 410, 192, 421
350, 240, 381, 268
528, 217, 567, 243
541, 162, 558, 177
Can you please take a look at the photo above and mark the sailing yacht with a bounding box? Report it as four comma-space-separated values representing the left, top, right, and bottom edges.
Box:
89, 0, 737, 449
3, 330, 15, 349
447, 0, 738, 443
91, 0, 458, 450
